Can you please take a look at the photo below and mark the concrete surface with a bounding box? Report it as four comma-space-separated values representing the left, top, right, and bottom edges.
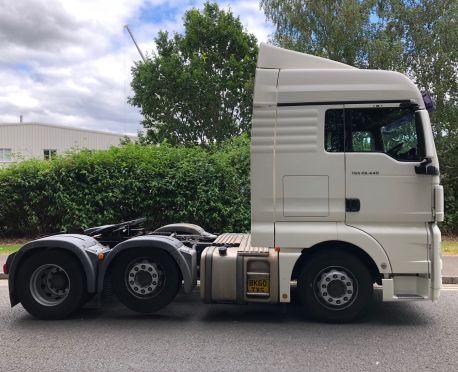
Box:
443, 256, 458, 282
0, 281, 457, 371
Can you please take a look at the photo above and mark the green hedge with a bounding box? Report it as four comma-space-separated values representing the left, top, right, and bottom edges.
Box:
0, 136, 250, 237
1, 133, 456, 237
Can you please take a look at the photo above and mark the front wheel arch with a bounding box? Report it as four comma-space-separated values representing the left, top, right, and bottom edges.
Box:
292, 241, 382, 285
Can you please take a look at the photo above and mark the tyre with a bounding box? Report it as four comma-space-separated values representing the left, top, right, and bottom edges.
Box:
16, 251, 86, 320
297, 250, 373, 323
111, 248, 181, 313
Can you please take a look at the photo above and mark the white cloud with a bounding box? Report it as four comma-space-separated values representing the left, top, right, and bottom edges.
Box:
221, 1, 272, 42
0, 0, 273, 134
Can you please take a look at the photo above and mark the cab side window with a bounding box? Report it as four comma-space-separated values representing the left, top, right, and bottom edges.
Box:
346, 107, 423, 161
352, 131, 374, 152
325, 107, 424, 161
324, 109, 345, 152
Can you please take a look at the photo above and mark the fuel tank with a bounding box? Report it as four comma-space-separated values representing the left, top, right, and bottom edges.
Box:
200, 233, 278, 304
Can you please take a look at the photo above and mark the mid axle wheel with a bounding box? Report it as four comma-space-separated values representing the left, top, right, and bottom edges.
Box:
112, 249, 181, 313
126, 260, 164, 297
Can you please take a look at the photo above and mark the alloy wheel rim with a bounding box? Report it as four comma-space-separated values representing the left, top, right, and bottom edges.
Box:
313, 266, 358, 310
125, 258, 165, 298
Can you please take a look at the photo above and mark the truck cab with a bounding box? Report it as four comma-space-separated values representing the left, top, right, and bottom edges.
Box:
251, 43, 443, 312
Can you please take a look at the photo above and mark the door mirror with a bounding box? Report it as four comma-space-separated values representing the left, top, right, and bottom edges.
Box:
422, 92, 435, 113
415, 157, 439, 175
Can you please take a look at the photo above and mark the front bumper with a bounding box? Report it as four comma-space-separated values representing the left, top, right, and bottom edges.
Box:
382, 223, 442, 302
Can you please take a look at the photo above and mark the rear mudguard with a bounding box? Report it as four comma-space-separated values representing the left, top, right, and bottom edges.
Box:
7, 234, 105, 307
97, 235, 197, 294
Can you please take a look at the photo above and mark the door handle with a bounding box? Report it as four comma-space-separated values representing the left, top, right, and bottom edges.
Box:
346, 198, 360, 212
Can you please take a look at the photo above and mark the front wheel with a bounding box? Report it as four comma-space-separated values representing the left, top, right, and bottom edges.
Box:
297, 250, 373, 323
111, 249, 181, 313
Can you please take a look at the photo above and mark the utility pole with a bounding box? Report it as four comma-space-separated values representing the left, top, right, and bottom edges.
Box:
124, 25, 146, 62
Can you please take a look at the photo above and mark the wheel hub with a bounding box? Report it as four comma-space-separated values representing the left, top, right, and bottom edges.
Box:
127, 260, 162, 296
49, 271, 68, 291
30, 264, 70, 307
316, 268, 355, 308
327, 280, 346, 298
135, 270, 153, 287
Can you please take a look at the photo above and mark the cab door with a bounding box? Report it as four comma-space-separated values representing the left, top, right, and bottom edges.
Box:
344, 103, 432, 224
343, 103, 432, 273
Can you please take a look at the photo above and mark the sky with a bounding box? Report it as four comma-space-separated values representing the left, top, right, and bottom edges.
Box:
0, 0, 273, 135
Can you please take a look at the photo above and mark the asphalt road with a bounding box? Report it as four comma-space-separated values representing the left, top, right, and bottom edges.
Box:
1, 282, 457, 372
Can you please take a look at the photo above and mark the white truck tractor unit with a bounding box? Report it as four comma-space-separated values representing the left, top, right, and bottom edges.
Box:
4, 43, 444, 322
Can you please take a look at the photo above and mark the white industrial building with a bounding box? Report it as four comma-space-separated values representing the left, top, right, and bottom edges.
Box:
0, 122, 137, 164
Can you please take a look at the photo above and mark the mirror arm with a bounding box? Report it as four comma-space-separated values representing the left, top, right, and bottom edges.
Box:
415, 157, 439, 175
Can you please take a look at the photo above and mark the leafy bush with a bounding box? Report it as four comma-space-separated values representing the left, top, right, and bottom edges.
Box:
0, 135, 250, 237
1, 132, 457, 237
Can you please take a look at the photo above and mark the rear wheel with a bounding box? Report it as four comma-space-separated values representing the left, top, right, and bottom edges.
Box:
297, 250, 373, 323
111, 248, 181, 313
16, 251, 86, 320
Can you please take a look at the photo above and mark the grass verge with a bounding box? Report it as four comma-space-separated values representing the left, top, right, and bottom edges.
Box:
0, 244, 21, 255
442, 239, 458, 255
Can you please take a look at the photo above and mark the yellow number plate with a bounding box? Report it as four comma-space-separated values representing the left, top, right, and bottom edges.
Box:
247, 278, 270, 293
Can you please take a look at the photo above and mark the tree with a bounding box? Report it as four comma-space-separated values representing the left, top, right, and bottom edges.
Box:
382, 1, 458, 232
261, 0, 374, 67
129, 2, 258, 146
261, 0, 458, 233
